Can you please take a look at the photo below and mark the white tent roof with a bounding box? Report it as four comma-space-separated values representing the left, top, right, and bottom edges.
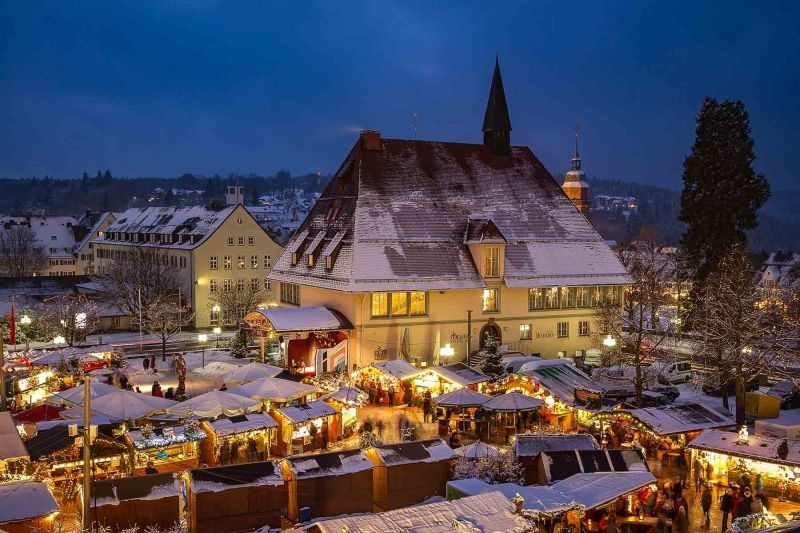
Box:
276, 400, 338, 424
0, 412, 28, 461
60, 389, 177, 421
319, 386, 367, 406
228, 377, 318, 402
250, 306, 352, 333
165, 390, 261, 419
46, 381, 119, 406
453, 440, 504, 459
371, 359, 418, 379
434, 388, 491, 408
483, 392, 543, 412
222, 362, 284, 385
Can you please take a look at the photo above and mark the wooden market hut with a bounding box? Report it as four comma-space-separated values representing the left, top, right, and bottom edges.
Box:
184, 461, 286, 533
199, 413, 278, 466
514, 433, 598, 486
271, 400, 340, 456
282, 449, 374, 522
364, 438, 456, 512
0, 480, 59, 533
405, 363, 489, 398
90, 473, 179, 531
0, 412, 29, 477
125, 423, 207, 474
535, 448, 650, 485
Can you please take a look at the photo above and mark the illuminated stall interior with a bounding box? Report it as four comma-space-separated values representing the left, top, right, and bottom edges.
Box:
200, 413, 278, 466
406, 363, 489, 398
125, 422, 206, 474
271, 400, 339, 456
319, 387, 366, 439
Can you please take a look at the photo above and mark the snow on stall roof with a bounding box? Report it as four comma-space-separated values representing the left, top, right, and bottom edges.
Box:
453, 441, 504, 458
688, 429, 800, 466
221, 361, 284, 385
164, 390, 261, 419
540, 449, 649, 483
46, 381, 119, 406
92, 473, 178, 507
0, 480, 58, 523
319, 386, 367, 406
615, 402, 735, 436
523, 361, 607, 407
434, 388, 491, 408
287, 449, 373, 479
249, 307, 353, 333
514, 433, 597, 457
60, 389, 177, 421
373, 438, 456, 465
276, 400, 337, 424
269, 138, 630, 293
434, 363, 490, 386
0, 412, 29, 461
189, 461, 285, 493
228, 377, 318, 402
209, 413, 278, 437
483, 392, 543, 412
305, 491, 531, 533
371, 359, 418, 379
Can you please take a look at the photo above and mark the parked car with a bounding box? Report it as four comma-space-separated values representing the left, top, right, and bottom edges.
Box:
702, 375, 759, 396
649, 385, 680, 402
79, 355, 110, 373
767, 380, 800, 409
652, 360, 692, 384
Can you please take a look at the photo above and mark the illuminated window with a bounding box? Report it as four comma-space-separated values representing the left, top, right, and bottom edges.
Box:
520, 324, 532, 340
482, 288, 498, 312
528, 288, 544, 310
250, 255, 258, 268
557, 322, 569, 338
223, 256, 231, 270
223, 279, 232, 292
410, 291, 427, 315
237, 256, 245, 269
391, 292, 408, 316
578, 321, 590, 336
483, 246, 500, 277
227, 236, 234, 246
562, 287, 576, 308
576, 286, 589, 307
591, 287, 603, 307
371, 293, 388, 317
265, 255, 272, 268
545, 287, 559, 309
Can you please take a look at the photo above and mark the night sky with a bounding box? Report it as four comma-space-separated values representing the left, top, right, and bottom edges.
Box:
1, 1, 798, 189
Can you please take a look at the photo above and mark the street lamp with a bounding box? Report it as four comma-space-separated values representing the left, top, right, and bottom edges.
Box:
440, 343, 455, 362
198, 333, 208, 368
213, 327, 222, 348
19, 315, 31, 350
602, 334, 617, 348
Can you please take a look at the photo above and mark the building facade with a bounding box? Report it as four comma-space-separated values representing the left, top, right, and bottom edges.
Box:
268, 60, 629, 369
94, 200, 284, 328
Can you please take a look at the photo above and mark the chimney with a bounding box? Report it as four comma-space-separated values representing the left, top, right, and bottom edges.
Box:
361, 130, 381, 151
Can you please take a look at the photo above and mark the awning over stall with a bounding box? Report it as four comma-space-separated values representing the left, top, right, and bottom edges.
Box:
221, 362, 284, 385
247, 306, 353, 333
371, 359, 418, 379
209, 413, 278, 437
432, 363, 490, 387
521, 359, 607, 408
164, 390, 261, 419
60, 389, 177, 421
228, 377, 318, 403
594, 402, 735, 436
276, 400, 337, 424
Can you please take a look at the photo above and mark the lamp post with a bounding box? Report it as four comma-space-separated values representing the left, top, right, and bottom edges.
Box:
213, 327, 222, 348
20, 314, 31, 351
198, 334, 208, 368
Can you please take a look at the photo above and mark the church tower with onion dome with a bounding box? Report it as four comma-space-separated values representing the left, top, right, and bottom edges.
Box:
561, 128, 590, 213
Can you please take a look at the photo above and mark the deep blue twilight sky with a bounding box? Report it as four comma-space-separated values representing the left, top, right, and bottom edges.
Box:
1, 1, 798, 189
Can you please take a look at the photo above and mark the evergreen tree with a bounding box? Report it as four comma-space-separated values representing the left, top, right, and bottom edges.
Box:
679, 98, 770, 293
479, 334, 505, 376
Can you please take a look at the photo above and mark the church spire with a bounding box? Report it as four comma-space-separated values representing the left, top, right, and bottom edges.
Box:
482, 55, 512, 156
572, 123, 581, 171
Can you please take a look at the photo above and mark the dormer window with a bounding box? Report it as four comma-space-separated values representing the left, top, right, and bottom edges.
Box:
483, 246, 500, 277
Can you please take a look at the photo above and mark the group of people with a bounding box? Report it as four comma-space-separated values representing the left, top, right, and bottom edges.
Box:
149, 381, 176, 399
719, 474, 768, 532
357, 376, 411, 406
217, 434, 268, 464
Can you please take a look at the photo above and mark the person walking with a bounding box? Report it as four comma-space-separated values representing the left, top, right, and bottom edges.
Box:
142, 356, 150, 373
673, 505, 689, 533
720, 487, 733, 533
219, 442, 230, 465
701, 484, 712, 528
422, 394, 433, 423
151, 381, 163, 397
247, 437, 258, 462
388, 384, 395, 406
150, 354, 157, 374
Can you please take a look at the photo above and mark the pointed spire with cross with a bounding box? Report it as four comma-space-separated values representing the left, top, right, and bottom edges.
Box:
482, 55, 512, 156
572, 123, 581, 171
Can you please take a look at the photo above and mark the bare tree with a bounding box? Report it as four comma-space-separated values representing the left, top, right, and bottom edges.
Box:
0, 225, 49, 276
39, 293, 99, 347
693, 246, 799, 423
594, 242, 678, 405
210, 282, 269, 327
135, 296, 194, 361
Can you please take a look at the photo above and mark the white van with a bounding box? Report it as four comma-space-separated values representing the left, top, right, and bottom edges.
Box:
652, 360, 692, 384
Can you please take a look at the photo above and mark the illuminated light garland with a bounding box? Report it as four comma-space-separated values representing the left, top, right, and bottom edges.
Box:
131, 428, 206, 451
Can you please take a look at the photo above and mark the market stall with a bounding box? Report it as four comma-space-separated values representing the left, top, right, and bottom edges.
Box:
405, 363, 489, 398
59, 389, 178, 422
228, 377, 319, 409
482, 392, 544, 445
221, 361, 284, 386
164, 390, 261, 419
45, 380, 118, 406
125, 421, 206, 474
271, 400, 339, 456
200, 413, 278, 465
433, 387, 491, 437
91, 473, 180, 531
0, 412, 29, 479
319, 386, 366, 439
353, 360, 418, 405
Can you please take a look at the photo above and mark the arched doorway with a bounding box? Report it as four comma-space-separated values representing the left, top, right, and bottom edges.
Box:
479, 322, 502, 350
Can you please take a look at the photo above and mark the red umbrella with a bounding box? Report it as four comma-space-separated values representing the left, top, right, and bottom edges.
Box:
14, 404, 65, 423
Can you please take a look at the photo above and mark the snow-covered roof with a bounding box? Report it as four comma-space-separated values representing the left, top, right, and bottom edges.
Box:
98, 205, 238, 250
372, 438, 456, 466
275, 400, 337, 424
449, 471, 656, 513
371, 359, 418, 379
60, 389, 177, 421
523, 359, 607, 408
46, 381, 119, 406
319, 386, 367, 406
0, 480, 58, 523
287, 449, 373, 479
433, 388, 491, 408
687, 429, 800, 467
74, 212, 115, 252
453, 440, 504, 458
127, 424, 206, 450
249, 306, 353, 333
601, 402, 735, 436
1, 216, 79, 258
514, 433, 597, 457
307, 490, 531, 533
483, 392, 543, 412
164, 390, 261, 419
221, 361, 284, 385
540, 449, 649, 483
0, 412, 28, 461
188, 461, 284, 493
432, 363, 490, 386
269, 136, 630, 292
209, 413, 278, 437
228, 377, 318, 402
93, 473, 178, 506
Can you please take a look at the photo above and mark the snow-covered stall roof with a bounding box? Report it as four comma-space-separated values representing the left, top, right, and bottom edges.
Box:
249, 307, 353, 333
209, 413, 278, 437
127, 423, 206, 451
453, 441, 504, 458
306, 491, 531, 533
449, 471, 656, 513
522, 359, 607, 408
164, 390, 260, 419
60, 389, 177, 421
228, 377, 318, 402
319, 386, 367, 406
0, 412, 28, 461
92, 473, 178, 507
687, 429, 800, 467
433, 363, 490, 386
434, 387, 491, 408
483, 392, 543, 412
756, 409, 800, 441
188, 461, 284, 493
371, 359, 418, 379
372, 438, 456, 466
514, 433, 598, 458
276, 400, 337, 424
268, 136, 630, 293
600, 402, 735, 436
0, 480, 58, 524
46, 381, 119, 406
287, 449, 373, 479
221, 361, 284, 385
540, 449, 649, 483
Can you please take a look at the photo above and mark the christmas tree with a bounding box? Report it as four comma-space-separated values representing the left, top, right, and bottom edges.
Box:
480, 334, 505, 376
